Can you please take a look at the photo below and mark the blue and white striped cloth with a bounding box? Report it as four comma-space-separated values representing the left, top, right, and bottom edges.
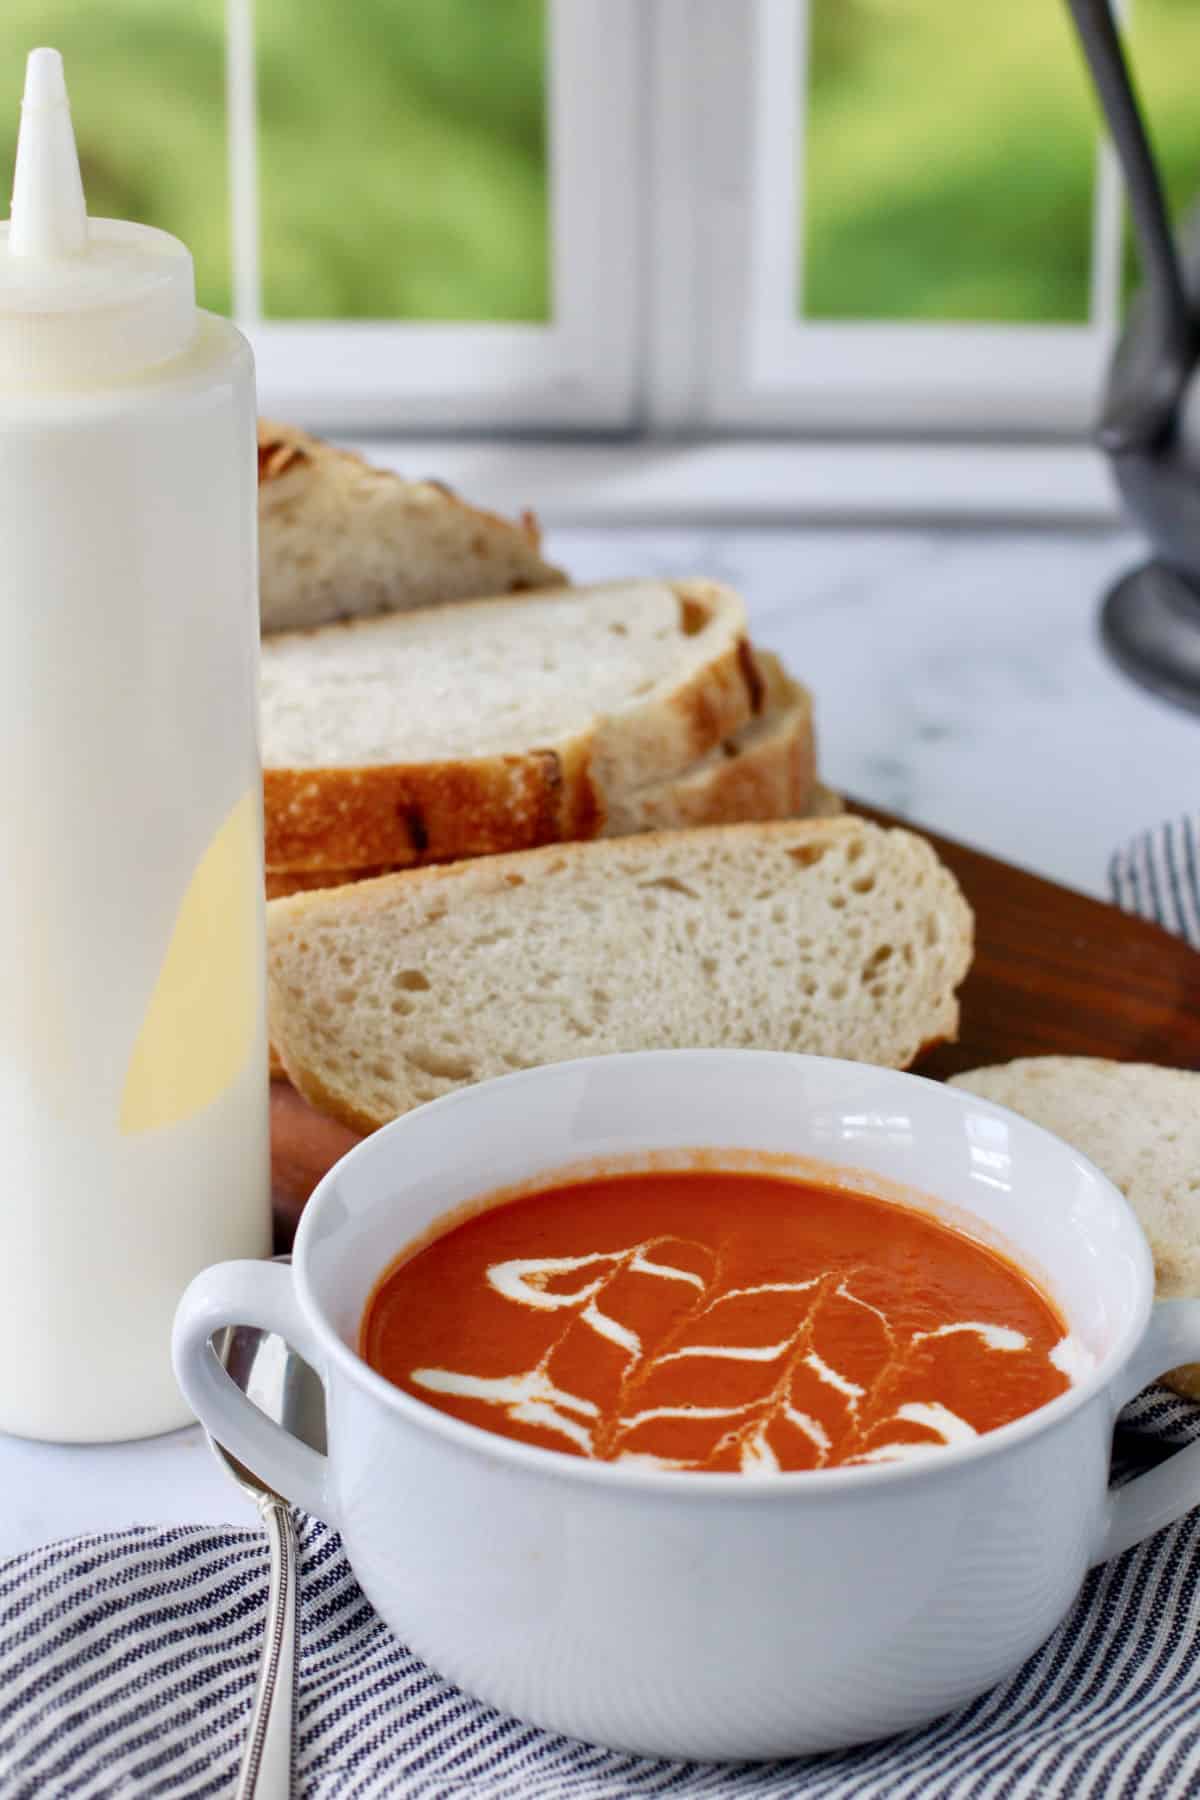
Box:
1109, 812, 1200, 950
2, 819, 1199, 1799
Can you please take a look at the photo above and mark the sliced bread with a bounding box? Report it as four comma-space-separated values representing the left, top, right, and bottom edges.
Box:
261, 752, 837, 903
258, 421, 565, 634
948, 1057, 1200, 1399
262, 579, 763, 870
263, 654, 815, 898
266, 816, 973, 1134
262, 748, 834, 902
604, 657, 815, 836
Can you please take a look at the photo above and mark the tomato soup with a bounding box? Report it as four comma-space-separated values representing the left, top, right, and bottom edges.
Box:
360, 1169, 1076, 1475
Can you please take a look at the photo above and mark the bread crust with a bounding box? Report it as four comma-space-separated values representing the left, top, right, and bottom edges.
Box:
263, 580, 763, 871
265, 748, 578, 870
257, 420, 565, 634
265, 674, 817, 890
608, 679, 815, 836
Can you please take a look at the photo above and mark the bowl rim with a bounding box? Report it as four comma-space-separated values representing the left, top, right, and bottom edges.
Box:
292, 1049, 1153, 1497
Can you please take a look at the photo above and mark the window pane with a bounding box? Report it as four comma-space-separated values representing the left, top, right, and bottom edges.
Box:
800, 0, 1097, 324
0, 1, 231, 316
255, 0, 549, 323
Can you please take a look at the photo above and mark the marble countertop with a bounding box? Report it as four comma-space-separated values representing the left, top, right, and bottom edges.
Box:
3, 521, 1197, 1560
556, 522, 1198, 900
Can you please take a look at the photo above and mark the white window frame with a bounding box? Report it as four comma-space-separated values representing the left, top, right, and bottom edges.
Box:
226, 0, 641, 431
217, 0, 1131, 523
647, 0, 1127, 438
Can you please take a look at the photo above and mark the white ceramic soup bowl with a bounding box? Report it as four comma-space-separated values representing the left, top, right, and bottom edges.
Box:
173, 1052, 1200, 1760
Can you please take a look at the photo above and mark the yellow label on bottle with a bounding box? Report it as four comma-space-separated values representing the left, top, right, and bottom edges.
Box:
120, 789, 259, 1135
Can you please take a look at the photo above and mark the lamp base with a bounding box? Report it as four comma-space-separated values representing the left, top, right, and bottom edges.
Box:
1100, 560, 1200, 714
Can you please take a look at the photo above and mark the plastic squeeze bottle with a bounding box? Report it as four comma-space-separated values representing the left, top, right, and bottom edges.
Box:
0, 50, 271, 1441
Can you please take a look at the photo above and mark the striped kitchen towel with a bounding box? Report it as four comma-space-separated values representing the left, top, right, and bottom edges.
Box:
1108, 812, 1200, 1448
2, 825, 1199, 1799
3, 1450, 1200, 1800
1109, 812, 1200, 951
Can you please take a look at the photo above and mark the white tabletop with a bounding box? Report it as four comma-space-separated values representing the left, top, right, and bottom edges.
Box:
3, 521, 1196, 1561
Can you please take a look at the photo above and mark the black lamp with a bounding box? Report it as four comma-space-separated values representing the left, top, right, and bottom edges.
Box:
1066, 0, 1200, 713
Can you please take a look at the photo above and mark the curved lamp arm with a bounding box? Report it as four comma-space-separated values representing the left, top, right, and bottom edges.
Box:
1065, 0, 1194, 451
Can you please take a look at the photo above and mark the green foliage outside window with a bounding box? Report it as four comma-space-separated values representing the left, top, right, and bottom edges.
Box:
802, 0, 1200, 324
0, 0, 548, 323
1, 1, 1197, 331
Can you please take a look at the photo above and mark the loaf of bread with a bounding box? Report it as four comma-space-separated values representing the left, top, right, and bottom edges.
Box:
261, 579, 764, 871
257, 421, 565, 634
949, 1057, 1200, 1398
266, 816, 973, 1134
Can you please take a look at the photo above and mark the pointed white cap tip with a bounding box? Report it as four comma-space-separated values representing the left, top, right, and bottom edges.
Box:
1, 45, 197, 381
9, 44, 88, 260
23, 47, 69, 109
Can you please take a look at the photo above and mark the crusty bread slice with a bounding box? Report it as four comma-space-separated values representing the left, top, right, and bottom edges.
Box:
258, 421, 565, 634
266, 817, 973, 1134
263, 655, 815, 898
605, 658, 815, 835
948, 1057, 1200, 1399
263, 767, 840, 906
262, 580, 762, 870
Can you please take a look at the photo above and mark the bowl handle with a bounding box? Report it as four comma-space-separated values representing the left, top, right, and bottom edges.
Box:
172, 1259, 333, 1523
1093, 1299, 1200, 1565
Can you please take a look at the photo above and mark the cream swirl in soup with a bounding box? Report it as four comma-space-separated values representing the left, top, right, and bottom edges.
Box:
361, 1171, 1080, 1474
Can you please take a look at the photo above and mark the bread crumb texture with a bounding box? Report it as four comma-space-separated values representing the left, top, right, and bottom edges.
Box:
951, 1056, 1200, 1299
261, 581, 743, 769
267, 817, 972, 1134
950, 1056, 1200, 1398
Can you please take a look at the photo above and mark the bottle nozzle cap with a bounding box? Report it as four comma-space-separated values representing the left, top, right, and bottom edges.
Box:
10, 47, 88, 260
0, 48, 197, 386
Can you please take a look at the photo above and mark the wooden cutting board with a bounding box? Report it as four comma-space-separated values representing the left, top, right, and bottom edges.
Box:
270, 803, 1200, 1247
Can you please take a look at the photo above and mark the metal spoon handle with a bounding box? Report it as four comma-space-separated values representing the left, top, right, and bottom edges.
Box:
233, 1496, 299, 1799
